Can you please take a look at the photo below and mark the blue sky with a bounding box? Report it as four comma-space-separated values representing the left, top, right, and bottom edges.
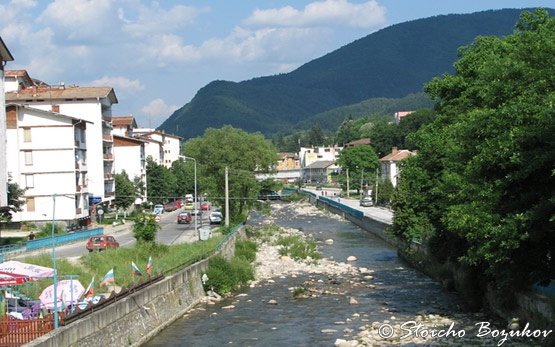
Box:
1, 0, 553, 129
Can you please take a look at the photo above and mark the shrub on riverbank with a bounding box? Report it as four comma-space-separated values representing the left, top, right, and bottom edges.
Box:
203, 255, 254, 294
235, 239, 257, 262
277, 235, 320, 262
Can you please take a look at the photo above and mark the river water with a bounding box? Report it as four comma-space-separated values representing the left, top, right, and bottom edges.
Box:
143, 203, 511, 347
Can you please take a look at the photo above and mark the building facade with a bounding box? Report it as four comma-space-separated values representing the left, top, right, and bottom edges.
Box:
0, 37, 14, 207
379, 147, 416, 187
113, 134, 147, 202
131, 129, 182, 168
5, 104, 90, 224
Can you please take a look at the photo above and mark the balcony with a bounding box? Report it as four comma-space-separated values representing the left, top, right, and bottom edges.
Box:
104, 191, 115, 197
104, 173, 114, 180
102, 134, 113, 142
76, 208, 82, 214
103, 153, 114, 160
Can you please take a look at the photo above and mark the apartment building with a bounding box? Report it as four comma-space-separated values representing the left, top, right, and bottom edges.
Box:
113, 134, 147, 202
131, 128, 182, 168
5, 104, 90, 224
5, 72, 119, 209
0, 37, 14, 207
299, 146, 342, 183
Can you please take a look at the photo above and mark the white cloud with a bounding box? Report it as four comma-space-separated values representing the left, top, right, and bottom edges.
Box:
119, 3, 210, 38
38, 0, 116, 41
89, 76, 145, 94
141, 98, 178, 118
244, 0, 386, 28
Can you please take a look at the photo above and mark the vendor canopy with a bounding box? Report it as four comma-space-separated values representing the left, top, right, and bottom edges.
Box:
40, 279, 85, 309
0, 271, 30, 285
0, 260, 54, 278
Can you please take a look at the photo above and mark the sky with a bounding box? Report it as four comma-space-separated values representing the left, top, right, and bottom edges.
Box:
1, 0, 553, 129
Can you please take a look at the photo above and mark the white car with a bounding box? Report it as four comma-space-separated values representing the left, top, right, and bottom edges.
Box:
209, 212, 223, 224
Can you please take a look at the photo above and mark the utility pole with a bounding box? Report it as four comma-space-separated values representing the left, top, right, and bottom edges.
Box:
225, 166, 229, 227
375, 167, 379, 205
360, 168, 364, 199
346, 168, 350, 198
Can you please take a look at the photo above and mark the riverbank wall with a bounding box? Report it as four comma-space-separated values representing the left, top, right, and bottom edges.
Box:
26, 226, 246, 347
308, 194, 555, 333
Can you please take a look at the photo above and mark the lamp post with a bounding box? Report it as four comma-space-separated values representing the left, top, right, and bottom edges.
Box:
51, 194, 59, 329
179, 155, 198, 240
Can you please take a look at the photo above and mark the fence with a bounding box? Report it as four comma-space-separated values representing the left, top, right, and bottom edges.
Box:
0, 315, 54, 347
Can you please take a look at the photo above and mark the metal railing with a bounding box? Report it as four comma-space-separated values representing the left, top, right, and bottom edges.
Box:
25, 227, 104, 251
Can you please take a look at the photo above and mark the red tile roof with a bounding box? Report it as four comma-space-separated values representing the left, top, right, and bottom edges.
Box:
112, 116, 136, 127
5, 85, 118, 104
344, 138, 371, 147
380, 147, 416, 161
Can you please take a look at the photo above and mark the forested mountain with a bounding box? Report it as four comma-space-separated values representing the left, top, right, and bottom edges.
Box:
159, 8, 552, 138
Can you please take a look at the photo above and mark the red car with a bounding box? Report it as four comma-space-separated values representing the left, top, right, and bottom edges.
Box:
86, 235, 119, 252
177, 212, 192, 224
200, 202, 210, 211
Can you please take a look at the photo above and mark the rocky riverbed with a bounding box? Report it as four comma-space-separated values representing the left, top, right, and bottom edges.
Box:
186, 203, 546, 346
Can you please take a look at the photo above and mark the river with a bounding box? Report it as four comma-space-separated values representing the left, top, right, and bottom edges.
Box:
143, 202, 539, 346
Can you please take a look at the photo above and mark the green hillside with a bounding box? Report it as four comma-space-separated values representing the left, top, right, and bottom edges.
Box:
159, 8, 553, 138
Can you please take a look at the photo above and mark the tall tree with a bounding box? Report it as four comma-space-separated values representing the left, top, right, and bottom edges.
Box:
336, 145, 379, 193
392, 9, 555, 298
114, 171, 136, 211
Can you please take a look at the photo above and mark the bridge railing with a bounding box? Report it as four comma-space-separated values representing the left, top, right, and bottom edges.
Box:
26, 227, 104, 251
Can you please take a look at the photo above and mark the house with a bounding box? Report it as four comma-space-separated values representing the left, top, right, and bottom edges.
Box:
112, 115, 137, 136
0, 36, 14, 207
256, 152, 301, 183
299, 146, 342, 168
394, 111, 414, 124
344, 138, 371, 148
5, 104, 91, 225
302, 160, 339, 184
276, 152, 300, 171
130, 129, 182, 168
113, 134, 147, 203
379, 147, 416, 187
5, 72, 119, 209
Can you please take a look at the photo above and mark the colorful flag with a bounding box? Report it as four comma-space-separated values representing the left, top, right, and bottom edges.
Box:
131, 261, 142, 276
146, 256, 153, 275
83, 277, 95, 298
100, 268, 115, 287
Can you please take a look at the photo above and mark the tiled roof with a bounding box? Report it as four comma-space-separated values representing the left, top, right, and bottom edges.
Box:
279, 152, 299, 160
112, 116, 136, 127
380, 147, 416, 161
344, 138, 371, 147
5, 85, 118, 104
305, 160, 336, 169
4, 69, 33, 86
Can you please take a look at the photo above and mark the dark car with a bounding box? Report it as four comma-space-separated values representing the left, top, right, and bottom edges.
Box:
86, 235, 119, 252
177, 212, 192, 224
164, 202, 178, 212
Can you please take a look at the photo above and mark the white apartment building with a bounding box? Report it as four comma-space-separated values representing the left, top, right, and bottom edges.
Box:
112, 115, 137, 137
0, 37, 14, 207
299, 146, 342, 182
113, 134, 147, 201
5, 75, 118, 209
379, 147, 417, 187
5, 104, 90, 224
131, 129, 182, 168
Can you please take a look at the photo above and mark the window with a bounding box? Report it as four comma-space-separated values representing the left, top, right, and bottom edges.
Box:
25, 174, 34, 188
24, 151, 33, 165
23, 128, 31, 142
26, 197, 35, 212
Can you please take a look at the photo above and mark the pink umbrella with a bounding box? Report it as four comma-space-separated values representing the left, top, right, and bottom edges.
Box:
0, 271, 30, 285
39, 279, 85, 310
0, 260, 54, 278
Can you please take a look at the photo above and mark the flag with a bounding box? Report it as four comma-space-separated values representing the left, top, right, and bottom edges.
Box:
100, 268, 115, 287
84, 277, 95, 298
146, 256, 153, 275
131, 261, 142, 276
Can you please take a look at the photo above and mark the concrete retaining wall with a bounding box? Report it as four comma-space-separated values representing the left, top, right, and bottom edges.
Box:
26, 227, 245, 347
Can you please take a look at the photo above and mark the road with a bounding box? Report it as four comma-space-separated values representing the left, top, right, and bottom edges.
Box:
15, 208, 212, 260
303, 187, 393, 225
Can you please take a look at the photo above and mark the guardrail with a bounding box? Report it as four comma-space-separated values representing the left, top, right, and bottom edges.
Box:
301, 189, 364, 219
26, 227, 104, 251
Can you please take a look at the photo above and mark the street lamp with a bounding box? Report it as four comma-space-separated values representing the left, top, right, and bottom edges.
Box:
51, 194, 59, 329
179, 155, 199, 240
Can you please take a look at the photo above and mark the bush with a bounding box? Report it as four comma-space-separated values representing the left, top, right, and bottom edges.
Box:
235, 239, 257, 262
277, 235, 320, 261
39, 223, 65, 237
204, 256, 254, 294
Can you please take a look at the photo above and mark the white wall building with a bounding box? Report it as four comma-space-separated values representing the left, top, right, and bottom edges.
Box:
5, 104, 90, 224
131, 129, 182, 168
299, 146, 342, 168
6, 78, 118, 209
0, 37, 14, 207
379, 147, 416, 187
113, 134, 147, 201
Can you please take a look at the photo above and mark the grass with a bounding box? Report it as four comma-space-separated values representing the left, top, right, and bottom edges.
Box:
18, 235, 224, 299
276, 235, 320, 262
245, 224, 281, 242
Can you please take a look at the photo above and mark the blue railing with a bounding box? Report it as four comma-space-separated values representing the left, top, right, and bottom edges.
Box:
319, 195, 364, 218
26, 227, 104, 251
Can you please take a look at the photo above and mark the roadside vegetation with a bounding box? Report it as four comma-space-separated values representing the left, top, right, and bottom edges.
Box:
277, 235, 320, 262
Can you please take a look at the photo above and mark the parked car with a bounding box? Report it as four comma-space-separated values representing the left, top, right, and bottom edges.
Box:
86, 235, 119, 252
200, 202, 210, 211
360, 196, 373, 207
177, 212, 192, 224
153, 204, 164, 214
209, 212, 223, 224
175, 200, 184, 208
164, 202, 178, 212
185, 194, 194, 203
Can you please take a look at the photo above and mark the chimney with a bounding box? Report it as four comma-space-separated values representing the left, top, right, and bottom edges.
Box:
392, 147, 398, 155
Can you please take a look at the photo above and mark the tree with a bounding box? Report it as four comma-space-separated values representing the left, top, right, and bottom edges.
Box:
146, 157, 177, 204
1, 183, 26, 223
132, 213, 160, 243
114, 171, 136, 211
306, 122, 325, 146
336, 146, 379, 194
183, 126, 278, 220
392, 9, 555, 297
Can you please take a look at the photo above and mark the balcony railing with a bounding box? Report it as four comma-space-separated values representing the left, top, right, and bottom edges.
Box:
103, 153, 113, 160
75, 208, 82, 214
102, 134, 113, 142
104, 173, 114, 180
104, 191, 115, 197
